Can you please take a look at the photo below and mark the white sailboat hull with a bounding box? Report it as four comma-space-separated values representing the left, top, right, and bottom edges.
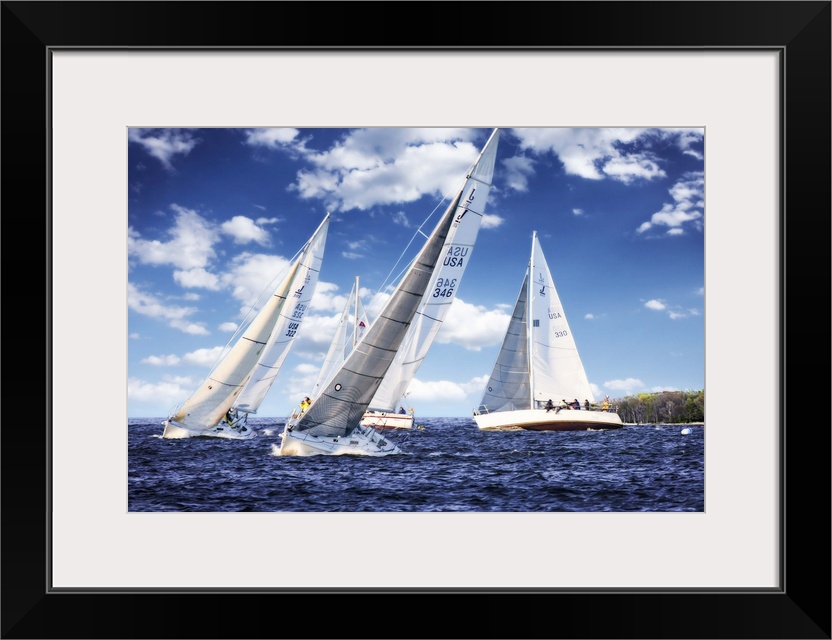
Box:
359, 411, 414, 429
162, 419, 257, 440
277, 425, 403, 456
473, 409, 623, 432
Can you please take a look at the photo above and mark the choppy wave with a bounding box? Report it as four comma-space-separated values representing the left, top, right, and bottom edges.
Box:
128, 417, 704, 512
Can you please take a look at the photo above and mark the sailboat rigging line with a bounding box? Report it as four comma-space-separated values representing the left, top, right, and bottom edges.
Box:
369, 200, 444, 307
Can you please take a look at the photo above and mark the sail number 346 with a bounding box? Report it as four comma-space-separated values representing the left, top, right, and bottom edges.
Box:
433, 277, 457, 298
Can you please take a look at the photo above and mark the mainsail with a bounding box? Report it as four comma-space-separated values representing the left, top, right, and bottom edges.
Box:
168, 214, 330, 432
367, 128, 500, 412
477, 231, 594, 414
233, 215, 329, 414
290, 182, 467, 439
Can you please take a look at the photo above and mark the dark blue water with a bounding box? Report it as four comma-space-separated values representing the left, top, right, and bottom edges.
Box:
128, 418, 704, 512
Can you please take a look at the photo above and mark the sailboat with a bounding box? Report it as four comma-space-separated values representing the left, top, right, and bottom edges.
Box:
315, 278, 417, 430
472, 231, 624, 431
278, 129, 500, 456
360, 398, 416, 430
359, 128, 501, 431
310, 275, 417, 431
307, 276, 369, 405
162, 214, 330, 439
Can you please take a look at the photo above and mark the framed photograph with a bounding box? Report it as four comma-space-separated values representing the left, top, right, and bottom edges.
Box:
3, 1, 828, 638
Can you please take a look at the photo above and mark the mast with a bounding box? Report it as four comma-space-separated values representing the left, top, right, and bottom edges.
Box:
367, 128, 501, 413
528, 231, 536, 410
471, 127, 499, 177
353, 275, 359, 347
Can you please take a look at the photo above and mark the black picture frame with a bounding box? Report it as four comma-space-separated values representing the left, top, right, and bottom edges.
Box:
2, 2, 829, 638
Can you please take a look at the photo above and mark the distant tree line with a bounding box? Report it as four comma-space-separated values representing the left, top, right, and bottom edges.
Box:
608, 389, 704, 424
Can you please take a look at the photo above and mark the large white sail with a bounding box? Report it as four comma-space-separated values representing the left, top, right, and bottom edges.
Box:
476, 273, 532, 412
528, 232, 595, 404
473, 230, 622, 431
368, 128, 500, 411
476, 232, 595, 415
291, 188, 462, 439
170, 262, 301, 429
168, 214, 329, 433
233, 214, 330, 414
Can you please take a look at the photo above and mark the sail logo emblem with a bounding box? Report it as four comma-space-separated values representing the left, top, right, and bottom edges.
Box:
293, 285, 305, 298
454, 187, 477, 226
537, 272, 546, 296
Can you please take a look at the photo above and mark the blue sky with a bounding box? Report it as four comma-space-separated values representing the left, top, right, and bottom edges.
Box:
127, 127, 704, 418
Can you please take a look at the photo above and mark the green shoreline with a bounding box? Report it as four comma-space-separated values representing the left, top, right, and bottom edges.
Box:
624, 422, 704, 427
